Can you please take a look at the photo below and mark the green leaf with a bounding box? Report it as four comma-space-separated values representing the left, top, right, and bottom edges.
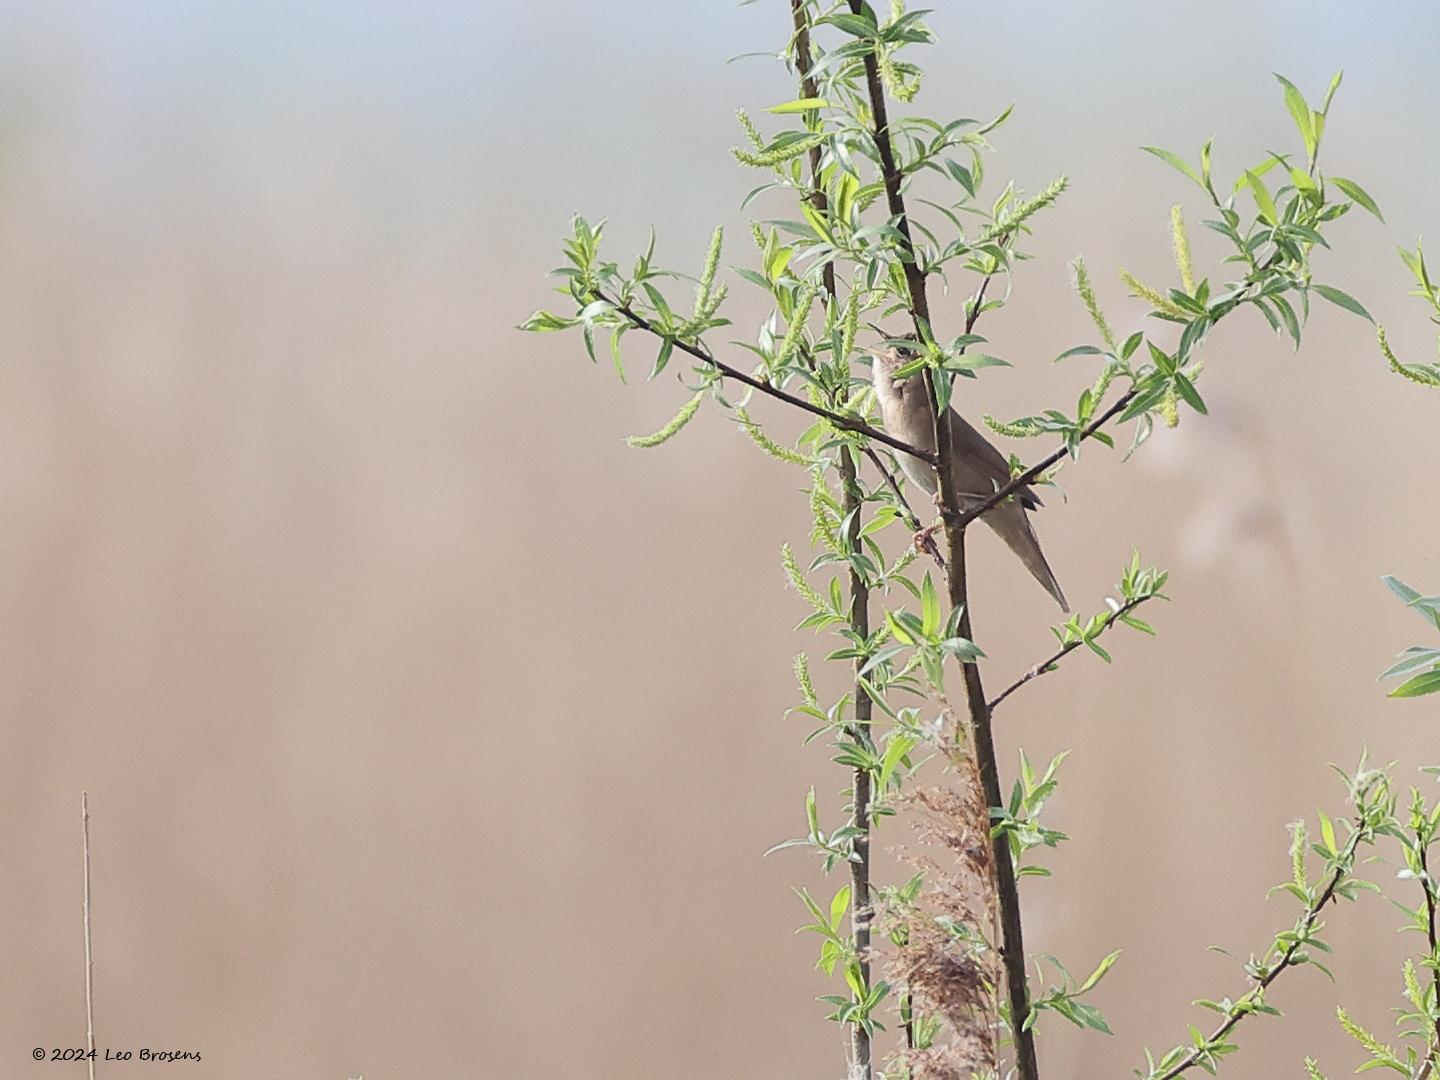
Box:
520, 309, 576, 333
1391, 670, 1440, 698
1141, 146, 1204, 188
1055, 344, 1106, 362
830, 885, 851, 929
1244, 169, 1279, 225
827, 12, 878, 37
767, 97, 829, 114
1317, 809, 1338, 856
1311, 284, 1373, 323
1274, 74, 1315, 159
1078, 949, 1123, 994
1330, 177, 1384, 222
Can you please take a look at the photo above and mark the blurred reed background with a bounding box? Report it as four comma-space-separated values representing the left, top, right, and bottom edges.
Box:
0, 2, 1436, 1077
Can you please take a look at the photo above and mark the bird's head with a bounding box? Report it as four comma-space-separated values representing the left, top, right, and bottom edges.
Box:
862, 327, 922, 384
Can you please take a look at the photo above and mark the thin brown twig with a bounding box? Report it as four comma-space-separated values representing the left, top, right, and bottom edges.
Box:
986, 596, 1153, 713
1153, 832, 1359, 1080
592, 290, 938, 465
1417, 844, 1440, 1059
789, 5, 874, 1078
82, 792, 96, 1080
955, 388, 1137, 529
845, 6, 1039, 1078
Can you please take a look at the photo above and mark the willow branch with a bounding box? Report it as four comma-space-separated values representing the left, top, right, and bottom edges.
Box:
847, 5, 1040, 1079
792, 4, 873, 1078
1153, 832, 1360, 1080
592, 290, 938, 464
987, 596, 1153, 713
955, 387, 1137, 529
1418, 843, 1440, 1057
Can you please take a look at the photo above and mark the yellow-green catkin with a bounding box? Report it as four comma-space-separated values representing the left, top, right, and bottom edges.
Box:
1288, 820, 1309, 890
750, 221, 768, 252
733, 134, 825, 169
1170, 205, 1196, 293
735, 407, 814, 467
1378, 325, 1440, 387
736, 108, 764, 150
983, 413, 1045, 438
775, 279, 820, 368
626, 390, 705, 448
694, 227, 723, 315
793, 653, 818, 709
1090, 360, 1121, 401
1158, 386, 1180, 428
1303, 1059, 1327, 1080
1403, 958, 1424, 1011
980, 176, 1068, 244
1336, 1008, 1397, 1065
885, 543, 919, 580
839, 287, 861, 362
1072, 257, 1117, 351
809, 476, 845, 556
781, 543, 827, 613
1119, 267, 1190, 318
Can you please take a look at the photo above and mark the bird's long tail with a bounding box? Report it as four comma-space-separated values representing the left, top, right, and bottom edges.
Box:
987, 503, 1069, 612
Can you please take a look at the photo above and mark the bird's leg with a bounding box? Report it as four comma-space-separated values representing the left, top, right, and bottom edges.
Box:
910, 491, 948, 568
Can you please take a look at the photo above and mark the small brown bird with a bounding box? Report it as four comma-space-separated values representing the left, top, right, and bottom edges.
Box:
867, 342, 1069, 611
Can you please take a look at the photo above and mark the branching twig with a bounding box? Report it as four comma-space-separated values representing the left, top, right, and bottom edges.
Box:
987, 596, 1153, 713
593, 290, 938, 464
1418, 844, 1440, 1055
1153, 829, 1362, 1080
846, 5, 1040, 1078
790, 5, 875, 1077
955, 388, 1137, 529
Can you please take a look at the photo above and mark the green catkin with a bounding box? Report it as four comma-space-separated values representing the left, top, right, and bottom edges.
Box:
1303, 1059, 1327, 1080
1288, 820, 1309, 891
694, 226, 723, 318
1119, 267, 1190, 318
733, 134, 826, 169
885, 544, 919, 579
1090, 360, 1121, 401
775, 279, 820, 368
750, 221, 768, 252
736, 108, 764, 150
1336, 1008, 1398, 1066
810, 476, 845, 556
1072, 257, 1117, 351
1377, 325, 1440, 387
1170, 205, 1196, 293
793, 653, 818, 710
982, 414, 1046, 438
781, 543, 827, 613
1158, 386, 1180, 428
1403, 958, 1424, 1011
839, 287, 861, 362
735, 407, 814, 466
626, 390, 706, 448
978, 176, 1068, 244
878, 50, 921, 103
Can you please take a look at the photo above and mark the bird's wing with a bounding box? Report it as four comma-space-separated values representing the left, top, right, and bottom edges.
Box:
949, 408, 1042, 510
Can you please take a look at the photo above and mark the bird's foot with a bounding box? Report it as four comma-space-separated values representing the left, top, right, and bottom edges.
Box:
912, 521, 946, 569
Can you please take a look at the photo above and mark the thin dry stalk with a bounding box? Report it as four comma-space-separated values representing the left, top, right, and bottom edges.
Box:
82, 792, 96, 1080
883, 711, 1002, 1080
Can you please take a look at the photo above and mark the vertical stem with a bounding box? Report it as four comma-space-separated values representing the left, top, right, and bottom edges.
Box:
82, 792, 96, 1080
842, 446, 875, 1080
1418, 843, 1440, 1060
846, 6, 1040, 1077
789, 5, 870, 1076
